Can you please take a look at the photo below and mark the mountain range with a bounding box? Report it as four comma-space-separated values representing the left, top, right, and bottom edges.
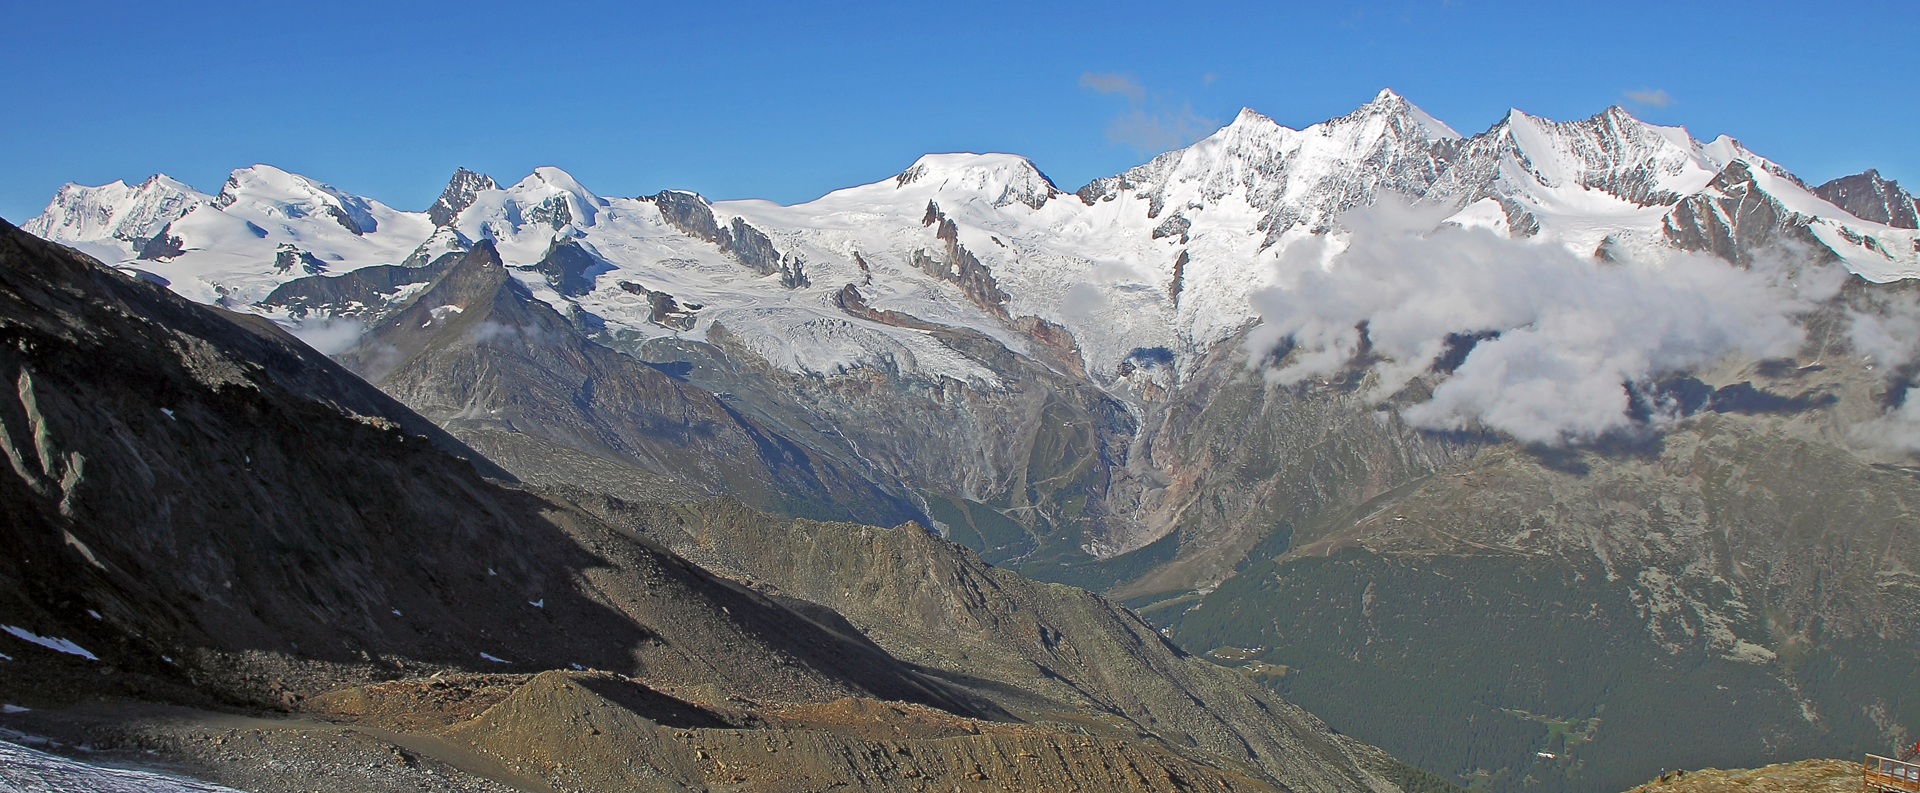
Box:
14, 89, 1920, 793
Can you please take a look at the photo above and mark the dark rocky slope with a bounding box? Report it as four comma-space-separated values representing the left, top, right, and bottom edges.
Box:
0, 217, 970, 715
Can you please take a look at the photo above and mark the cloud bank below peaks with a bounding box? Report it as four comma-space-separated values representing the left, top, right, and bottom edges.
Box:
1245, 199, 1844, 445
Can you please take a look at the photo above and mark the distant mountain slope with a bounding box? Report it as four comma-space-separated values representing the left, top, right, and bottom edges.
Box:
332, 240, 926, 526
23, 92, 1920, 561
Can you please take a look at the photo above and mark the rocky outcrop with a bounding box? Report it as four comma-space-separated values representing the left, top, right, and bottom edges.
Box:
1663, 161, 1838, 264
1815, 169, 1919, 229
919, 202, 1009, 316
426, 168, 497, 227
522, 237, 606, 297
258, 254, 457, 321
650, 190, 805, 285
272, 243, 330, 275
136, 223, 186, 260
618, 280, 700, 330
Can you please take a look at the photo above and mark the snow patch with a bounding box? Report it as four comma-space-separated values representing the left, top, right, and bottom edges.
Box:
1, 626, 98, 660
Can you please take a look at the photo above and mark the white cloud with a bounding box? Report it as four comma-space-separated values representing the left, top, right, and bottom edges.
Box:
281, 317, 366, 355
1245, 198, 1838, 445
1624, 88, 1676, 108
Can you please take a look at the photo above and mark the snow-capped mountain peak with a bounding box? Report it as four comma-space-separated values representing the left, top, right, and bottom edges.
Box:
452, 166, 608, 249
894, 153, 1061, 210
428, 168, 498, 227
21, 174, 211, 254
1355, 88, 1461, 141
214, 165, 383, 235
1080, 90, 1461, 244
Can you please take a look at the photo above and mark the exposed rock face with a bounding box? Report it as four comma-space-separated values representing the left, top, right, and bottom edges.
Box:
1663, 161, 1837, 264
259, 254, 457, 321
136, 223, 187, 260
272, 243, 330, 275
332, 241, 925, 527
1815, 169, 1919, 229
922, 205, 1010, 316
618, 280, 700, 330
426, 168, 498, 228
650, 189, 804, 284
522, 237, 606, 297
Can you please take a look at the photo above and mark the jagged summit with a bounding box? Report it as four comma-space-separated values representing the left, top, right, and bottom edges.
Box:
427, 167, 497, 227
450, 165, 609, 251
1816, 168, 1920, 229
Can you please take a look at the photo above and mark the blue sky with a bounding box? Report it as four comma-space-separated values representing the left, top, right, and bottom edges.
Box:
2, 0, 1914, 222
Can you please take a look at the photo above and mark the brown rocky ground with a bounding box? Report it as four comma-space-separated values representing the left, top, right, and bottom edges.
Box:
1620, 759, 1864, 793
2, 669, 1279, 792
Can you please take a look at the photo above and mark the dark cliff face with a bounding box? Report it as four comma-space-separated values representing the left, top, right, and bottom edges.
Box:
1816, 170, 1920, 230
0, 219, 970, 716
426, 168, 497, 228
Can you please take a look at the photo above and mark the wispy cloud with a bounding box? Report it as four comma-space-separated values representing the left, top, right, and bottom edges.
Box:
1623, 88, 1676, 108
1079, 72, 1144, 103
1080, 72, 1218, 152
